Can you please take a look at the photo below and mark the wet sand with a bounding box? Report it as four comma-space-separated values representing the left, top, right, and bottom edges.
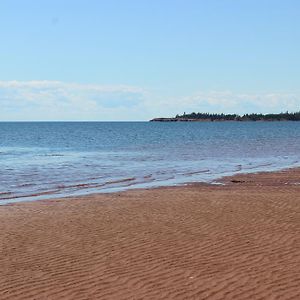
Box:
0, 169, 300, 299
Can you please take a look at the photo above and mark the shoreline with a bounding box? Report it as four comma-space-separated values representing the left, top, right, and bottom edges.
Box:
1, 164, 300, 206
0, 167, 299, 299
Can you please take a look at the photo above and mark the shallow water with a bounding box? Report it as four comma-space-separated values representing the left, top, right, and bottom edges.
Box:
1, 121, 300, 204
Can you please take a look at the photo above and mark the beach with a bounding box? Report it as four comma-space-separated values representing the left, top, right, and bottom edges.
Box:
0, 168, 299, 299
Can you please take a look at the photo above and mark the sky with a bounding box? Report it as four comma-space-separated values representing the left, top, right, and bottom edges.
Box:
0, 0, 299, 121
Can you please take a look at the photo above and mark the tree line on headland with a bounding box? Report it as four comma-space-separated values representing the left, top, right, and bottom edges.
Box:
150, 111, 300, 122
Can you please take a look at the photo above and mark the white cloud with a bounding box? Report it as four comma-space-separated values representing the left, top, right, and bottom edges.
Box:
0, 81, 147, 120
0, 80, 299, 120
153, 91, 300, 116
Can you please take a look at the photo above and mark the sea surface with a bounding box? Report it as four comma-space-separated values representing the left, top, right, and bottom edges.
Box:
1, 121, 300, 204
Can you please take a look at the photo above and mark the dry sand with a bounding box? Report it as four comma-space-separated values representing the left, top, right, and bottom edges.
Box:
0, 169, 300, 299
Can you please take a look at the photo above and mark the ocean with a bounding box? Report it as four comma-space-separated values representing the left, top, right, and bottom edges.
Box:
1, 121, 300, 204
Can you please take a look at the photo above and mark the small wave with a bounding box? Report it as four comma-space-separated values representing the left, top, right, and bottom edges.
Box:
244, 163, 273, 170
156, 171, 167, 175
87, 176, 105, 180
56, 182, 99, 189
52, 177, 138, 194
105, 177, 136, 185
0, 191, 12, 196
16, 183, 36, 188
0, 189, 61, 201
185, 169, 210, 176
153, 176, 176, 182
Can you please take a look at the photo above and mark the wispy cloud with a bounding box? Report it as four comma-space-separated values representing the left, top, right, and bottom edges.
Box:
154, 91, 300, 116
0, 81, 299, 120
0, 81, 147, 120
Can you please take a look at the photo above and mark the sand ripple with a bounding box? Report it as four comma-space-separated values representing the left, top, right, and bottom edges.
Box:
0, 169, 299, 299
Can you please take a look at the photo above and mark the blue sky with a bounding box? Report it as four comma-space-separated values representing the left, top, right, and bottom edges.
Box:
0, 0, 299, 120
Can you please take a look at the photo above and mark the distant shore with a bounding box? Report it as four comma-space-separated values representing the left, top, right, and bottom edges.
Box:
150, 111, 300, 122
150, 117, 214, 122
1, 168, 299, 299
150, 117, 237, 122
150, 117, 300, 122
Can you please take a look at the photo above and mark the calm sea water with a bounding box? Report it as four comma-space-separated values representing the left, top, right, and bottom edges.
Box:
1, 122, 300, 204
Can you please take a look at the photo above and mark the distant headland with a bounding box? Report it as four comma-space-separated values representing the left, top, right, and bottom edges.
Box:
150, 111, 300, 122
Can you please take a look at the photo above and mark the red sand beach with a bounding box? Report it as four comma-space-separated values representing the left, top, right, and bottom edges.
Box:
0, 169, 299, 299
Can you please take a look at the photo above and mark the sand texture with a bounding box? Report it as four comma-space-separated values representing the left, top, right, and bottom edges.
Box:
0, 169, 300, 299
